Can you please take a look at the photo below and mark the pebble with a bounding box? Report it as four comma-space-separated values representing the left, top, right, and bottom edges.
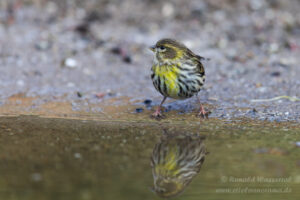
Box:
74, 153, 82, 159
111, 47, 122, 54
162, 3, 174, 18
254, 148, 269, 154
135, 108, 144, 113
31, 173, 42, 182
95, 93, 106, 99
143, 99, 152, 105
77, 92, 83, 98
110, 47, 132, 63
67, 82, 75, 87
250, 0, 265, 10
123, 56, 132, 63
35, 40, 51, 51
17, 80, 24, 87
257, 87, 267, 93
254, 147, 287, 155
296, 142, 300, 147
268, 43, 280, 54
217, 38, 228, 49
106, 89, 115, 97
62, 58, 78, 68
74, 22, 90, 36
270, 71, 281, 77
83, 68, 92, 75
279, 58, 295, 67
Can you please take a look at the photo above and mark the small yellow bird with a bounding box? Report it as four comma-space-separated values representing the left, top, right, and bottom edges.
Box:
150, 38, 207, 118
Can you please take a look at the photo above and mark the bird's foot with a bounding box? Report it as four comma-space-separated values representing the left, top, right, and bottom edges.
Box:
151, 108, 165, 120
197, 105, 209, 119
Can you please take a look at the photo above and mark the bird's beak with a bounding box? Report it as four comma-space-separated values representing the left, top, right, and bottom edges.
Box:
149, 45, 155, 52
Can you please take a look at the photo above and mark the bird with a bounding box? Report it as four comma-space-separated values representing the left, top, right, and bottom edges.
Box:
150, 38, 207, 118
150, 133, 207, 198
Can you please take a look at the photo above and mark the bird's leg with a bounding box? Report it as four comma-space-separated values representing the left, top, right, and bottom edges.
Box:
196, 95, 208, 118
152, 96, 167, 118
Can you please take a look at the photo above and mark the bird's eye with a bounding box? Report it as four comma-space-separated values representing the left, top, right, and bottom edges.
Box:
159, 46, 166, 51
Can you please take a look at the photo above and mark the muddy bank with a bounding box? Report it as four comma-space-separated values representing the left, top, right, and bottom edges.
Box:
0, 0, 299, 121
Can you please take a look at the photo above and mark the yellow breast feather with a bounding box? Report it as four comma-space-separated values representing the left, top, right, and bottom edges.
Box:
154, 65, 180, 97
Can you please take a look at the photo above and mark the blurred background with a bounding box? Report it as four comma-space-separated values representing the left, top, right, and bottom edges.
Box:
0, 2, 300, 200
0, 0, 299, 119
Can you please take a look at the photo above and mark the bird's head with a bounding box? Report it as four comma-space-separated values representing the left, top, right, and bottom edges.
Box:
150, 38, 187, 64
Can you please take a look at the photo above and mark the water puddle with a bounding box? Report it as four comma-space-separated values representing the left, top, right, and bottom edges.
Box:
0, 116, 299, 200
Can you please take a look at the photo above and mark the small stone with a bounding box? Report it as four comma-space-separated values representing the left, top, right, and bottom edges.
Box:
67, 82, 75, 87
62, 58, 77, 68
84, 11, 101, 22
74, 153, 82, 159
249, 0, 264, 10
287, 42, 299, 52
95, 93, 106, 99
123, 56, 132, 63
162, 3, 174, 18
246, 51, 254, 59
83, 68, 92, 75
135, 108, 144, 113
143, 99, 152, 105
111, 47, 121, 55
35, 40, 51, 51
217, 38, 228, 49
226, 48, 237, 58
92, 145, 100, 151
295, 175, 300, 182
255, 83, 262, 88
17, 80, 24, 87
111, 47, 132, 63
270, 71, 281, 77
31, 173, 42, 182
77, 92, 83, 98
296, 142, 300, 147
74, 22, 90, 35
279, 58, 295, 67
106, 89, 115, 97
258, 87, 267, 93
33, 70, 42, 76
254, 148, 269, 154
269, 43, 279, 53
94, 40, 105, 48
269, 148, 287, 156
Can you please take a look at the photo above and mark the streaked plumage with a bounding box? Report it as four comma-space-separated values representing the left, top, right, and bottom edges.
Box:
150, 38, 207, 118
151, 134, 207, 198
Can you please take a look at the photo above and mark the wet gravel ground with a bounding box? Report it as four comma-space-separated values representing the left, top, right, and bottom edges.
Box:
0, 0, 300, 121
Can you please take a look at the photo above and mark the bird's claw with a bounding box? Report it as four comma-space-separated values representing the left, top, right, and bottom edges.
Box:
151, 109, 165, 120
197, 112, 209, 119
197, 107, 209, 119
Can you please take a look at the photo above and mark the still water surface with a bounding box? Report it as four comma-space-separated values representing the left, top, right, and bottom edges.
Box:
0, 116, 299, 200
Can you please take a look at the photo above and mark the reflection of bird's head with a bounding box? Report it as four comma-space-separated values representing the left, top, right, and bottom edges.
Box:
153, 178, 184, 198
151, 133, 207, 198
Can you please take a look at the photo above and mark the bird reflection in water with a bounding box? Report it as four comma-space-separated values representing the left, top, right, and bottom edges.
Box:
150, 133, 208, 198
